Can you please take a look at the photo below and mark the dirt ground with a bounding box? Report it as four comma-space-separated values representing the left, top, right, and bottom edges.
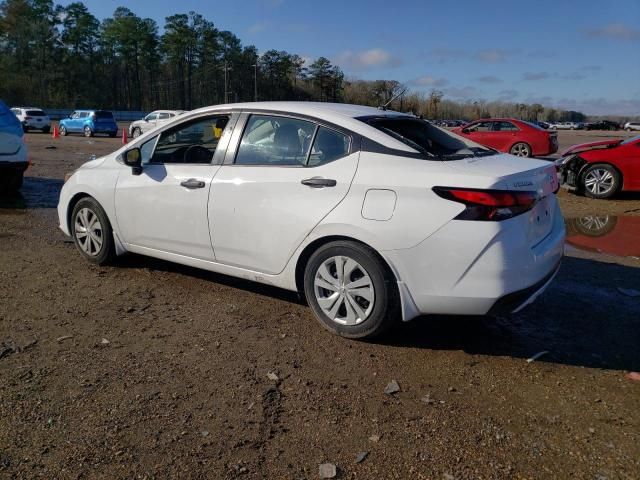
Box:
1, 128, 639, 479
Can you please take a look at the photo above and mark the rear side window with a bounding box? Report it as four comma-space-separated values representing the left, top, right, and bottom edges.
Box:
26, 110, 46, 116
158, 113, 170, 120
492, 121, 518, 132
95, 111, 114, 119
235, 115, 315, 166
308, 127, 350, 166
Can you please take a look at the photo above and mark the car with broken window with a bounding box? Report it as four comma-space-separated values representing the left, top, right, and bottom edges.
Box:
58, 102, 564, 339
556, 135, 640, 199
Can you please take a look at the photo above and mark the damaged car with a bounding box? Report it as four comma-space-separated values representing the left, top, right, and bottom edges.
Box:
556, 135, 640, 198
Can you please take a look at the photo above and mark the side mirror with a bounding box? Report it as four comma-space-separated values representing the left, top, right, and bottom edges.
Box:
461, 128, 470, 134
144, 117, 149, 122
124, 147, 143, 175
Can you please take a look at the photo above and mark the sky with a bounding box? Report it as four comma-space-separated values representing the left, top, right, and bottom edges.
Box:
61, 0, 640, 115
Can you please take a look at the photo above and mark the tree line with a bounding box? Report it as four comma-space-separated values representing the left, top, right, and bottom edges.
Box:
1, 0, 626, 123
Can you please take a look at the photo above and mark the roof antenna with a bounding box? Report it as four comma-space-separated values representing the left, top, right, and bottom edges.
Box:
378, 87, 407, 111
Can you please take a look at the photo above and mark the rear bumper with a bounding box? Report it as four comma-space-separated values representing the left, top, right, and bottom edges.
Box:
385, 198, 565, 318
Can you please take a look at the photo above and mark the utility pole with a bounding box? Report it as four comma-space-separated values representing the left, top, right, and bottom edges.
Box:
221, 61, 233, 103
251, 63, 258, 102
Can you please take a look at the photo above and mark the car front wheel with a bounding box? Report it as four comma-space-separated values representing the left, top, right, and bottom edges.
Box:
510, 142, 531, 157
581, 164, 620, 199
59, 125, 67, 136
71, 198, 115, 265
303, 240, 399, 339
132, 127, 142, 138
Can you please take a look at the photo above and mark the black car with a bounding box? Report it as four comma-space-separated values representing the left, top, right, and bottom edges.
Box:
585, 120, 620, 131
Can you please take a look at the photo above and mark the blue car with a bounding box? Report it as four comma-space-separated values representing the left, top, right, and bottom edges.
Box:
59, 110, 118, 137
0, 99, 28, 191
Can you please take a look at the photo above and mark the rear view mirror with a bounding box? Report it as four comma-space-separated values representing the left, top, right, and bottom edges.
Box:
124, 147, 142, 175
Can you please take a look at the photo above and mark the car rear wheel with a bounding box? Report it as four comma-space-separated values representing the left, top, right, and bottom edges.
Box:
581, 164, 620, 199
132, 127, 142, 138
84, 126, 93, 137
510, 142, 531, 157
303, 240, 399, 339
71, 198, 115, 265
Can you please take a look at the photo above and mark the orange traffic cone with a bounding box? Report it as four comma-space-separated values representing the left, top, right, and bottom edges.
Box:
121, 128, 128, 144
52, 124, 59, 139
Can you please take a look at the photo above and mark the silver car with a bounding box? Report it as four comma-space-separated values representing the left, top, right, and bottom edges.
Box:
550, 121, 582, 130
624, 121, 640, 132
128, 110, 186, 138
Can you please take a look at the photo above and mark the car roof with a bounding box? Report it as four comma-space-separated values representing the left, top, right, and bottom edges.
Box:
187, 101, 415, 152
151, 110, 185, 114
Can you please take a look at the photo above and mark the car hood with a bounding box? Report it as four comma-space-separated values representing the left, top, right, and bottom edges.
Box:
561, 139, 622, 156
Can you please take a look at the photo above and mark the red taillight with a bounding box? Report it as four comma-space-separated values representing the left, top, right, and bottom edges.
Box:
25, 116, 32, 120
433, 187, 538, 221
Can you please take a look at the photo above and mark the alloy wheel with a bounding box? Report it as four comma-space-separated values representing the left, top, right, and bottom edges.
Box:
74, 207, 103, 256
511, 143, 530, 157
584, 168, 614, 196
313, 255, 375, 326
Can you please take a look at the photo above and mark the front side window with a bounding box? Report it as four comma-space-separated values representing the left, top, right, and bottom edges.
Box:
149, 115, 230, 164
145, 113, 159, 121
235, 115, 315, 166
70, 112, 80, 119
140, 135, 158, 164
467, 121, 492, 132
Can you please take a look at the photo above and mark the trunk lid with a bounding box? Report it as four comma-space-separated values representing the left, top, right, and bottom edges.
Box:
445, 153, 559, 246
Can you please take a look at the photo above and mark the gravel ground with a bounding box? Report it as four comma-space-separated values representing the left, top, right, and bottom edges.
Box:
1, 128, 639, 479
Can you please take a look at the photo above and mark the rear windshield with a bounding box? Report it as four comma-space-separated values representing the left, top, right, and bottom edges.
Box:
26, 110, 46, 116
359, 116, 494, 160
95, 111, 114, 119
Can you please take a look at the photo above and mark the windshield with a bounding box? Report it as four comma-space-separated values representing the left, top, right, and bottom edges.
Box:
522, 120, 545, 131
621, 135, 640, 145
359, 116, 494, 160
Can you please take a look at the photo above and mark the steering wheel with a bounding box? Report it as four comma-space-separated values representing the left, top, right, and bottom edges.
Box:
184, 145, 212, 164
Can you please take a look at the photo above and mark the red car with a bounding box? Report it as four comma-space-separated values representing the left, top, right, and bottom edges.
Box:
452, 118, 558, 157
557, 135, 640, 199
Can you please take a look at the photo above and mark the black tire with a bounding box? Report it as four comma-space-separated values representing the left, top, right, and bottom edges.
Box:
109, 132, 117, 138
581, 164, 621, 199
70, 197, 116, 265
509, 142, 532, 157
42, 126, 50, 134
303, 240, 399, 339
59, 125, 67, 136
84, 126, 93, 137
132, 127, 142, 138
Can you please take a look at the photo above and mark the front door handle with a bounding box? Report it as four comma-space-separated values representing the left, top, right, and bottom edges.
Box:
301, 177, 337, 188
180, 178, 206, 189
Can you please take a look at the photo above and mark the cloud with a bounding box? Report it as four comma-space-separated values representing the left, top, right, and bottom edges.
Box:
560, 72, 587, 81
248, 22, 269, 34
497, 89, 519, 101
445, 86, 479, 99
477, 75, 503, 84
428, 47, 467, 63
523, 72, 550, 81
335, 48, 402, 70
585, 23, 640, 41
409, 75, 448, 87
474, 49, 516, 63
555, 97, 640, 116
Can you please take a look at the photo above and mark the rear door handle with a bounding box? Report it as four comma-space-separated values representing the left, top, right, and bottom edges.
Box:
301, 177, 337, 188
180, 178, 206, 189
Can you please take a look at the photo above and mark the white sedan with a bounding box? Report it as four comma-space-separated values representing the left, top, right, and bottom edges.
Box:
58, 102, 565, 339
